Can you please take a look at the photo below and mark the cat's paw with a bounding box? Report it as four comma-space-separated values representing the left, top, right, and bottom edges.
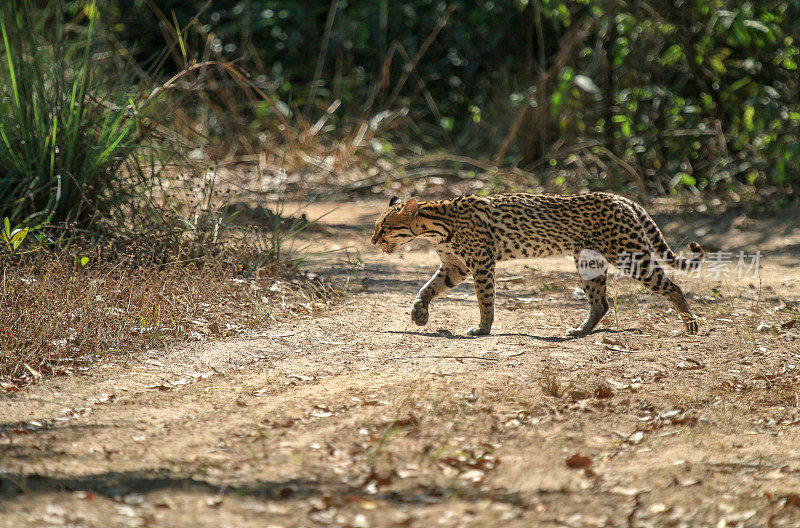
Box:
565, 326, 589, 337
411, 301, 429, 326
466, 326, 490, 336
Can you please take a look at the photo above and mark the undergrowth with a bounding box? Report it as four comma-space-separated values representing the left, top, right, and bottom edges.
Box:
0, 246, 341, 389
0, 2, 351, 389
0, 1, 161, 226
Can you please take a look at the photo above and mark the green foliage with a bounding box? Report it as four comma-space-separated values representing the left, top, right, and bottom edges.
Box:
0, 1, 154, 227
0, 214, 47, 257
92, 0, 800, 198
1, 217, 29, 255
564, 0, 800, 195
84, 0, 536, 146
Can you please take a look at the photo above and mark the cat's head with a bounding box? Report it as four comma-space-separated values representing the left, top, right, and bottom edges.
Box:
371, 196, 419, 254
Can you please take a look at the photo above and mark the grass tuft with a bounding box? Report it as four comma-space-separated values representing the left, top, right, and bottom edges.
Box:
0, 1, 158, 227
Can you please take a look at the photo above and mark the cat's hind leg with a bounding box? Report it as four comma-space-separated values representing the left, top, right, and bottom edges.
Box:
566, 251, 610, 337
466, 260, 496, 336
628, 254, 699, 334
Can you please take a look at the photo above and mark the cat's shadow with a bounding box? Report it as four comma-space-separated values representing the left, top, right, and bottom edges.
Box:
379, 329, 564, 342
379, 327, 639, 342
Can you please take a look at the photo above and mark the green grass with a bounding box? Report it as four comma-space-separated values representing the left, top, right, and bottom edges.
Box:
0, 1, 155, 227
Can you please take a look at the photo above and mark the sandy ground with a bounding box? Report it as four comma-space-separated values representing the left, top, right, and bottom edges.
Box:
2, 199, 800, 528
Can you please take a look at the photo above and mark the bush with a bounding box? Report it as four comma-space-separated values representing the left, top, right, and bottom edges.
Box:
0, 1, 155, 227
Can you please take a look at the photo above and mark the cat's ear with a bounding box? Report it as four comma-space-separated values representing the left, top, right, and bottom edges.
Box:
389, 196, 402, 207
400, 197, 418, 219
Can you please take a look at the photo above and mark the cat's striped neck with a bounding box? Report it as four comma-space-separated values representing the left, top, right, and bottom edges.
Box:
412, 200, 454, 243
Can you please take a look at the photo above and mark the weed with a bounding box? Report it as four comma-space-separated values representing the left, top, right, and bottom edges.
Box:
0, 217, 40, 256
0, 1, 158, 227
540, 372, 573, 399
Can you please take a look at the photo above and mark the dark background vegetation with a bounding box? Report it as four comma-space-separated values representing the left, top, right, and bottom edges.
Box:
3, 0, 800, 230
100, 0, 800, 200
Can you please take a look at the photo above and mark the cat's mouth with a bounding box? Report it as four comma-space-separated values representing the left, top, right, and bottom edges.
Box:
381, 244, 396, 254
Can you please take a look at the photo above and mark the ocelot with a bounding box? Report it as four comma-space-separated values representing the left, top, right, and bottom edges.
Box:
371, 193, 704, 337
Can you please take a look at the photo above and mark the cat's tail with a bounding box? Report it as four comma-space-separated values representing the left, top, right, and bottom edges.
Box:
630, 200, 705, 270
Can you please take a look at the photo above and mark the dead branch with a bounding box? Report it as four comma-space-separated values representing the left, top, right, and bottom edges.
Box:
494, 19, 594, 162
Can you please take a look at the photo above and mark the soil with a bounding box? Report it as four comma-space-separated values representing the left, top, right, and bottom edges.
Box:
2, 200, 800, 528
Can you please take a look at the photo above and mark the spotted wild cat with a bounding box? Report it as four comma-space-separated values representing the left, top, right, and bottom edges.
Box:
370, 193, 704, 337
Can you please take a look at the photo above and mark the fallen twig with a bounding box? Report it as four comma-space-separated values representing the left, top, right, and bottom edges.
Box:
255, 332, 298, 339
706, 461, 785, 471
385, 352, 525, 361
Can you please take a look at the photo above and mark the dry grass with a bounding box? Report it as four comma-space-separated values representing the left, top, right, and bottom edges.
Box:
0, 247, 340, 389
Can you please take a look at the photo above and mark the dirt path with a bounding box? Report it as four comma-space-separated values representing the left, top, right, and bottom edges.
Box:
2, 201, 800, 527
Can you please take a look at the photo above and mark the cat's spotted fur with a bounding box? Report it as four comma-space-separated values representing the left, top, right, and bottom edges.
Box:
371, 193, 704, 337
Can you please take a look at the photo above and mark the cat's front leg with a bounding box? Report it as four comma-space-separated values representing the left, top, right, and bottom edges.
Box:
411, 298, 430, 326
412, 262, 467, 326
466, 260, 496, 336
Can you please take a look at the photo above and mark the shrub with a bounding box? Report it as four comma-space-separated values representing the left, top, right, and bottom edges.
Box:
0, 1, 155, 227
